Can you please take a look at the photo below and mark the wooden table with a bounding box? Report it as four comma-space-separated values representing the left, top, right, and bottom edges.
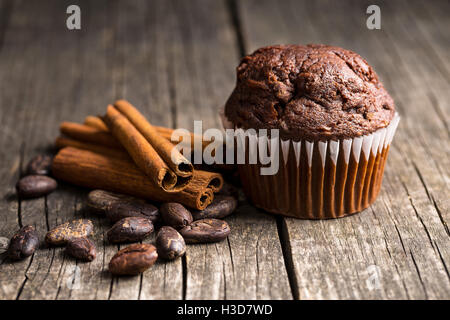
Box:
0, 0, 448, 300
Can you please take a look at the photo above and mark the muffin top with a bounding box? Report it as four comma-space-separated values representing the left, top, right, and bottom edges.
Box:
224, 44, 395, 141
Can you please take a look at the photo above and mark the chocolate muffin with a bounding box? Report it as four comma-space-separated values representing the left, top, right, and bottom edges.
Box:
223, 44, 400, 219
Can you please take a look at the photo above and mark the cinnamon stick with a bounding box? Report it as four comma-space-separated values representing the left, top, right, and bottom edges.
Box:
191, 170, 223, 192
60, 122, 119, 148
61, 121, 184, 150
61, 121, 235, 173
103, 105, 181, 192
52, 147, 219, 210
54, 137, 223, 192
153, 125, 210, 151
113, 100, 193, 178
84, 116, 109, 131
82, 115, 213, 151
55, 136, 128, 159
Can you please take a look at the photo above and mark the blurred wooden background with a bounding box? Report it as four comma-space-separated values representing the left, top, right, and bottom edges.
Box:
0, 0, 448, 299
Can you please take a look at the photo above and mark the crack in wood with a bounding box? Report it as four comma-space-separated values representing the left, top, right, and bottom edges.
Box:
255, 226, 261, 298
138, 273, 144, 300
393, 261, 411, 300
54, 252, 71, 301
44, 196, 50, 232
107, 276, 115, 300
396, 139, 449, 240
42, 248, 56, 285
181, 255, 187, 300
401, 180, 436, 250
276, 217, 300, 300
16, 142, 25, 229
226, 0, 246, 58
14, 252, 34, 300
409, 250, 428, 299
226, 237, 235, 276
431, 197, 450, 237
411, 161, 433, 202
222, 258, 227, 300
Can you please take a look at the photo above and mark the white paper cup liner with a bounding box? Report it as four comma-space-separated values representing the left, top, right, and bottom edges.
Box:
221, 111, 400, 219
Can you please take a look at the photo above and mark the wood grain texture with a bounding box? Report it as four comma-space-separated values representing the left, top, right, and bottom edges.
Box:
0, 0, 448, 300
239, 0, 449, 299
0, 0, 292, 300
169, 0, 292, 299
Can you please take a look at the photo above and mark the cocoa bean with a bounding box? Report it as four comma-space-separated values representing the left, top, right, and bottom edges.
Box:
109, 243, 158, 275
106, 201, 159, 223
7, 226, 39, 260
87, 190, 159, 222
87, 189, 122, 214
192, 195, 237, 220
160, 203, 193, 229
16, 175, 57, 199
180, 218, 231, 244
66, 237, 96, 261
45, 219, 93, 246
107, 217, 154, 243
155, 226, 186, 260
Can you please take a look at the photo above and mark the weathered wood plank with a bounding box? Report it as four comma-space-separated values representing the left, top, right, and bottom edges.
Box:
106, 0, 184, 300
0, 0, 60, 299
0, 0, 115, 300
239, 0, 449, 299
14, 0, 182, 300
0, 0, 293, 300
1, 0, 447, 301
0, 0, 180, 300
219, 205, 292, 299
170, 0, 292, 299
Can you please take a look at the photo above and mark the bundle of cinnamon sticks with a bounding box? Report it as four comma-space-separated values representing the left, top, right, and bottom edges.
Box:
52, 100, 223, 210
